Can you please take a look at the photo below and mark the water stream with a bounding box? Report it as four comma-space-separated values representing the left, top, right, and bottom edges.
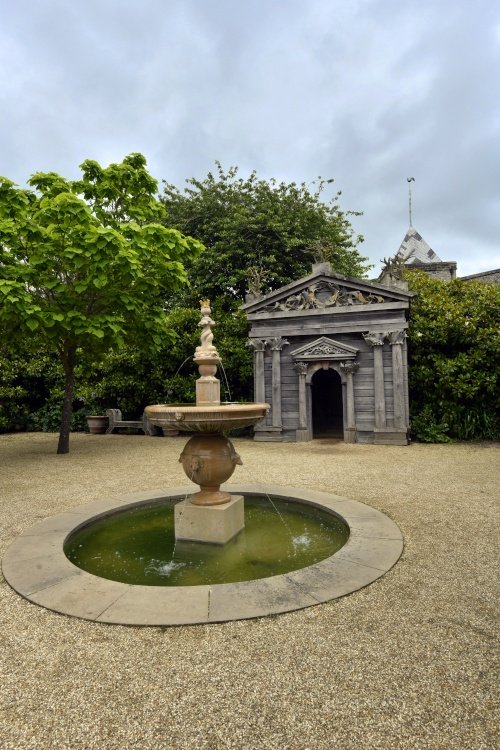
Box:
165, 356, 194, 400
218, 360, 233, 403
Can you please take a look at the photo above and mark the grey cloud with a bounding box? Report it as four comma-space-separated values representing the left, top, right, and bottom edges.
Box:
0, 0, 498, 275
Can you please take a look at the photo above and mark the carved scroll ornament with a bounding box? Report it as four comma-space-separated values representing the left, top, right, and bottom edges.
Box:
363, 331, 387, 347
304, 342, 348, 357
246, 339, 267, 353
268, 337, 290, 351
387, 330, 407, 346
340, 361, 359, 375
263, 281, 387, 313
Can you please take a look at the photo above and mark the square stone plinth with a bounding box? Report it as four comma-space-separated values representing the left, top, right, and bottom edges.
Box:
174, 495, 244, 544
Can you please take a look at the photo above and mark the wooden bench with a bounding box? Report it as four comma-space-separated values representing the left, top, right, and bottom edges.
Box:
105, 408, 158, 436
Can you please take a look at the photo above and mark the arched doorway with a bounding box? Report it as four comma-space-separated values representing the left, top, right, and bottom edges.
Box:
311, 367, 343, 438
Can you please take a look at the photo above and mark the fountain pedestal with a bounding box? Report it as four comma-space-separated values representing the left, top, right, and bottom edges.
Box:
174, 494, 244, 544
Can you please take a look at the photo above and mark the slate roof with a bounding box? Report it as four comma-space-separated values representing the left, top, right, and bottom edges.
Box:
398, 226, 442, 264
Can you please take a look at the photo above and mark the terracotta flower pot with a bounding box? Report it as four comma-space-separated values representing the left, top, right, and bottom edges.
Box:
86, 415, 109, 434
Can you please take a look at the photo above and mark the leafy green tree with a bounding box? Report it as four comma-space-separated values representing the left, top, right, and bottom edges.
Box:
0, 154, 202, 453
161, 162, 369, 305
407, 270, 500, 441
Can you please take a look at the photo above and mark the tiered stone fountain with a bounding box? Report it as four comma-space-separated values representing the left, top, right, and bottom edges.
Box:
145, 300, 269, 544
2, 300, 404, 626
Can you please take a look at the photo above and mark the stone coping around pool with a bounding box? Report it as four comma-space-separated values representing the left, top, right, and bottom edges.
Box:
2, 484, 404, 627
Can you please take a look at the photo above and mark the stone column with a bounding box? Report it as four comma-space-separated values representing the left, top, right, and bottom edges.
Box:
363, 332, 387, 431
268, 337, 289, 429
340, 361, 359, 443
294, 361, 309, 441
247, 339, 267, 404
387, 330, 407, 430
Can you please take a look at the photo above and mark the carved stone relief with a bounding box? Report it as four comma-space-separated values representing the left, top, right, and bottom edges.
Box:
291, 336, 358, 362
339, 361, 359, 376
304, 342, 349, 357
363, 331, 387, 347
261, 281, 388, 313
268, 337, 290, 351
246, 339, 267, 352
293, 362, 308, 376
387, 330, 407, 346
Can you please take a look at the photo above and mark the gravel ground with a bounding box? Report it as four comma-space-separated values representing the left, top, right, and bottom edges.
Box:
0, 432, 498, 750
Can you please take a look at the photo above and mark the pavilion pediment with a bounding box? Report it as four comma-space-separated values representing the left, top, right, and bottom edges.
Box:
242, 270, 411, 316
291, 337, 358, 361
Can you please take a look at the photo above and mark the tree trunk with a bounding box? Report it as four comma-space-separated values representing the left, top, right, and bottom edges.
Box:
57, 344, 77, 455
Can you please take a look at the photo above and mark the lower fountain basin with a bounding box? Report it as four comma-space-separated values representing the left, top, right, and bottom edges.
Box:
144, 403, 269, 433
64, 495, 349, 586
1, 484, 404, 626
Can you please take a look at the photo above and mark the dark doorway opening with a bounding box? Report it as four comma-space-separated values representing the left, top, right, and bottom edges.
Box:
311, 367, 344, 438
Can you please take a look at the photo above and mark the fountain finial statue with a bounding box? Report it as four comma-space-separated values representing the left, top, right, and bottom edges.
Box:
193, 299, 221, 406
194, 299, 220, 362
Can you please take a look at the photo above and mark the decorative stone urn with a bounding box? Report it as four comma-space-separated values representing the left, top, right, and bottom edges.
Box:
179, 434, 243, 506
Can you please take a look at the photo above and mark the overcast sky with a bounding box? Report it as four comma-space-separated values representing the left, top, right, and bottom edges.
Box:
1, 0, 499, 276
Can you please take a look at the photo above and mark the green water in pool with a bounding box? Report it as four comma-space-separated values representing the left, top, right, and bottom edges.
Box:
64, 494, 349, 586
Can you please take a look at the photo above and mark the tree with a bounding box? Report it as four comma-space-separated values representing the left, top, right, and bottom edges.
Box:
158, 164, 368, 404
407, 270, 500, 441
0, 154, 202, 453
161, 162, 369, 306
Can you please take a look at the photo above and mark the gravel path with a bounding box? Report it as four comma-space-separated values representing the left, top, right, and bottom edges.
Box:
1, 433, 498, 750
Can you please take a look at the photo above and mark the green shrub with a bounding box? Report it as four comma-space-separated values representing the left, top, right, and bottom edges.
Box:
407, 271, 500, 442
0, 345, 62, 432
28, 400, 88, 433
410, 406, 451, 443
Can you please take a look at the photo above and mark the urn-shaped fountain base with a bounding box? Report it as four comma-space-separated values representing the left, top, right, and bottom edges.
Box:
179, 433, 243, 506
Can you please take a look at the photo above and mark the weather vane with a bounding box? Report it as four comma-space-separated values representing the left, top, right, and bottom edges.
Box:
407, 177, 415, 226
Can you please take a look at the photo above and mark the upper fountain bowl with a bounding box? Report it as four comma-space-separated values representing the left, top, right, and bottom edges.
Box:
144, 402, 269, 433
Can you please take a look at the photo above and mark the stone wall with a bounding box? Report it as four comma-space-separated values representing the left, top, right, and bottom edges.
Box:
459, 269, 500, 285
405, 260, 457, 281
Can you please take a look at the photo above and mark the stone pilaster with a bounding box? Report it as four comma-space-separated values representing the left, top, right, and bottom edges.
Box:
363, 331, 387, 431
247, 339, 267, 404
294, 361, 309, 441
247, 339, 284, 441
268, 337, 289, 429
387, 330, 407, 431
340, 361, 359, 443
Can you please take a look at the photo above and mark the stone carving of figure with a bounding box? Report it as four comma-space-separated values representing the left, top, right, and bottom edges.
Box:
267, 282, 386, 313
195, 300, 219, 360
